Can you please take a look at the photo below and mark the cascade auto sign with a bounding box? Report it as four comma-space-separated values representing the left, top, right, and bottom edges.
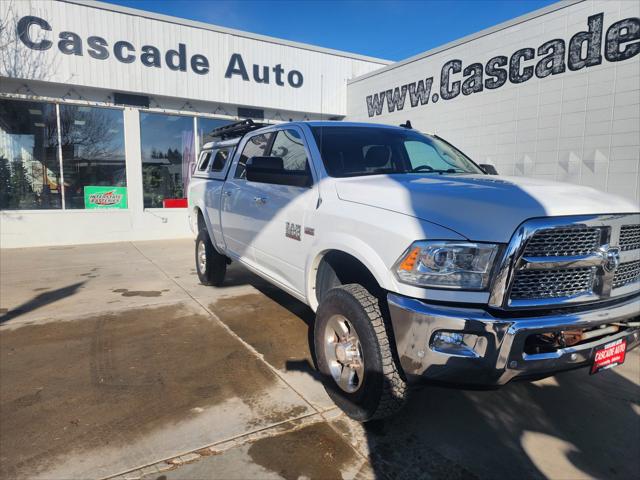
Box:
16, 15, 304, 88
2, 0, 387, 116
365, 13, 639, 117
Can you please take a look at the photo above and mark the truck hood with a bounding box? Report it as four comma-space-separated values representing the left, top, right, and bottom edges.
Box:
334, 174, 639, 242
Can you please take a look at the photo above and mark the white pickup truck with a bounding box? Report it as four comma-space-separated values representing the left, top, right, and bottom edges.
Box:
188, 119, 640, 421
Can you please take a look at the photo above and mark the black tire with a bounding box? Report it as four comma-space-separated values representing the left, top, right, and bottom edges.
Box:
195, 229, 226, 286
314, 283, 408, 421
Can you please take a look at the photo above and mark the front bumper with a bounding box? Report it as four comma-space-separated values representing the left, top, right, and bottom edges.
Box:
387, 293, 640, 386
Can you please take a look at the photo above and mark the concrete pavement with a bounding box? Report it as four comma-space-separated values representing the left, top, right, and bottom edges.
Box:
1, 239, 638, 479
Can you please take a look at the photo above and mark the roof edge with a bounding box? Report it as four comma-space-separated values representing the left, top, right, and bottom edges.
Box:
60, 0, 392, 66
347, 0, 585, 85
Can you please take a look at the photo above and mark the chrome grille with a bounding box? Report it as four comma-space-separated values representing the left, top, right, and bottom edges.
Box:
619, 224, 640, 252
613, 260, 640, 289
510, 268, 595, 300
523, 227, 600, 257
489, 213, 640, 309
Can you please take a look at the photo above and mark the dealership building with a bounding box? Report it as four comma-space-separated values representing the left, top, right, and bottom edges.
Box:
0, 0, 638, 248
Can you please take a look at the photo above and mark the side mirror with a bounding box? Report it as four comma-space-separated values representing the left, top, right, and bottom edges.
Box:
246, 156, 311, 187
480, 164, 498, 175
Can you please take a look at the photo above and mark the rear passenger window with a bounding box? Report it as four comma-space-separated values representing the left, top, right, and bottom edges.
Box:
270, 129, 309, 172
211, 148, 231, 172
235, 132, 273, 178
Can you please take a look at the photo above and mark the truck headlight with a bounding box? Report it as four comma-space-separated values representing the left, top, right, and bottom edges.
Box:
393, 241, 499, 290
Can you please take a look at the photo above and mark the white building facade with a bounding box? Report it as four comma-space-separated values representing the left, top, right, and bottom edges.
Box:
347, 0, 639, 205
0, 0, 388, 247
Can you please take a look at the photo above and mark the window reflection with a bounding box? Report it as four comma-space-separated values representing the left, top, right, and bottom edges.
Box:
59, 105, 127, 209
271, 129, 309, 171
140, 112, 195, 208
235, 133, 273, 179
197, 117, 232, 147
0, 99, 61, 210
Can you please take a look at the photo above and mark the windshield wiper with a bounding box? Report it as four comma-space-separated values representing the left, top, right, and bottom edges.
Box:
342, 167, 466, 177
430, 168, 464, 174
398, 169, 469, 175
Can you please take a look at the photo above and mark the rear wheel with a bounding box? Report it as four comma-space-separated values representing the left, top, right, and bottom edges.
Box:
314, 283, 408, 421
195, 229, 226, 286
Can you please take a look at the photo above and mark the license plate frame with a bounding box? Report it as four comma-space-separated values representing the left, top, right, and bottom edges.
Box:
590, 338, 627, 375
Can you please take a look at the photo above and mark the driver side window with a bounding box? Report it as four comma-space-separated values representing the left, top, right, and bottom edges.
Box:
270, 129, 309, 173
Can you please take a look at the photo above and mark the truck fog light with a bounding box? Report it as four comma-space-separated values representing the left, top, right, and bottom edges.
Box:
433, 331, 464, 345
430, 331, 487, 358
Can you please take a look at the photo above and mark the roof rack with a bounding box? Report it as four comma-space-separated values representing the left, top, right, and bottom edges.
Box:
208, 119, 268, 140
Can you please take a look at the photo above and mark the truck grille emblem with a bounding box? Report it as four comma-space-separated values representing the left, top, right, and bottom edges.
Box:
600, 246, 621, 272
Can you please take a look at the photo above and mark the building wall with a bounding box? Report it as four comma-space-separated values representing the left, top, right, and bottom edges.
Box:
347, 0, 640, 203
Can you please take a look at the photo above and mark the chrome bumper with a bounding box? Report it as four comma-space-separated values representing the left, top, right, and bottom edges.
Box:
387, 293, 640, 386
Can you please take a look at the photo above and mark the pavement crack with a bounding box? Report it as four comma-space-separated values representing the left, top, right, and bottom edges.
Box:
100, 411, 327, 480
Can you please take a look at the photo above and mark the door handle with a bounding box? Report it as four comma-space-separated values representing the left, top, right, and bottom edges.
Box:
253, 196, 267, 205
223, 190, 232, 197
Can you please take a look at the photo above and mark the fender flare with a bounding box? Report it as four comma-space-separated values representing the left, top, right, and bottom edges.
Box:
191, 203, 220, 248
306, 233, 396, 311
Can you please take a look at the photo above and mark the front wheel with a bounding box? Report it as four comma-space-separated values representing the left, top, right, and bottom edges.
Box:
314, 284, 408, 421
195, 229, 226, 286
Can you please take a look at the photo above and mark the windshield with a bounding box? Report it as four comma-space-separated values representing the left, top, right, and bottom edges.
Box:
310, 126, 484, 177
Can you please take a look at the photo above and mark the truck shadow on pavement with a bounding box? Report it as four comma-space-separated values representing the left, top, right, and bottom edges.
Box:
287, 336, 640, 480
213, 264, 640, 479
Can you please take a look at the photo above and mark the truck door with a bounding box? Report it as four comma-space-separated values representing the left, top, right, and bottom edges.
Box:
220, 131, 274, 263
245, 127, 319, 295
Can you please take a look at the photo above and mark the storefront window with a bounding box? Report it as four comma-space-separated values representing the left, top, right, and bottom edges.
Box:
140, 112, 195, 208
59, 105, 127, 209
0, 99, 61, 210
197, 117, 233, 147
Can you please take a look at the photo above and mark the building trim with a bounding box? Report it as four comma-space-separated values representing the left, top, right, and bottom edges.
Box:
62, 0, 392, 66
0, 85, 317, 122
347, 0, 585, 84
0, 91, 240, 120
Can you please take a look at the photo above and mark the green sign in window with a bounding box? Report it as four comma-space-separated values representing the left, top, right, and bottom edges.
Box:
83, 186, 127, 209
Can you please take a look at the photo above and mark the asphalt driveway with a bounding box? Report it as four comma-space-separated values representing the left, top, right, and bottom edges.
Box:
1, 239, 638, 480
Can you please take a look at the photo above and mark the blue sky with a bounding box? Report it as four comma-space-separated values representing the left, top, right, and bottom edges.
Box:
103, 0, 557, 61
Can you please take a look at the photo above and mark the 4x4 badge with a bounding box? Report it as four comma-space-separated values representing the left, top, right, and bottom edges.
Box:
286, 222, 301, 241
